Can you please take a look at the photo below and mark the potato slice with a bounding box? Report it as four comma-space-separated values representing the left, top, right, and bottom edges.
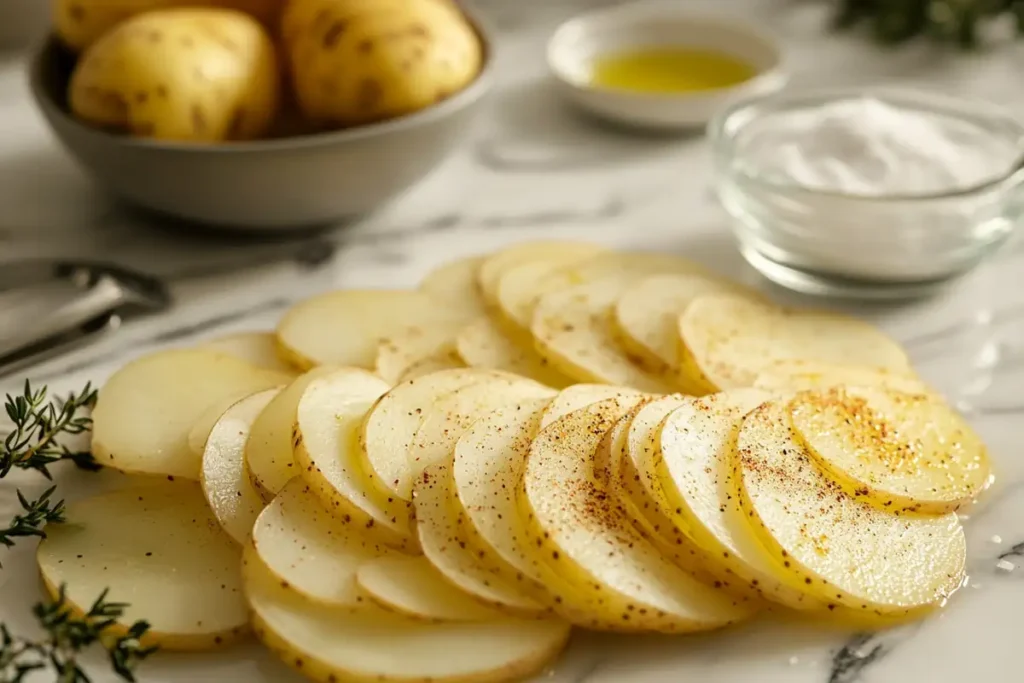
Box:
789, 386, 991, 513
452, 399, 555, 596
657, 391, 825, 610
521, 398, 755, 632
532, 276, 678, 393
247, 366, 339, 501
186, 387, 262, 458
361, 369, 504, 502
612, 396, 726, 585
201, 388, 278, 544
735, 401, 966, 615
456, 316, 575, 388
295, 368, 416, 550
356, 555, 504, 622
419, 256, 489, 319
477, 241, 603, 307
611, 274, 761, 380
538, 383, 646, 430
200, 331, 299, 374
275, 290, 464, 370
92, 348, 291, 479
244, 551, 571, 683
679, 294, 911, 391
396, 344, 466, 383
375, 318, 468, 384
753, 359, 931, 395
409, 379, 555, 480
251, 478, 395, 609
37, 480, 248, 650
498, 251, 710, 334
416, 461, 546, 616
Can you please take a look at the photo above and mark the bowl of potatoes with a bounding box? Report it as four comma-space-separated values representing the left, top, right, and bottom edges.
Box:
29, 0, 492, 230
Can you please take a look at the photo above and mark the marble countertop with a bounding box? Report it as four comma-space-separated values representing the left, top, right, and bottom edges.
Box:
2, 1, 1024, 681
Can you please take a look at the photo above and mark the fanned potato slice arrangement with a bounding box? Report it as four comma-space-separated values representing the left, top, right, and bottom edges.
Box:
679, 294, 911, 392
92, 348, 291, 479
250, 479, 396, 609
735, 401, 966, 615
37, 480, 248, 650
356, 555, 505, 622
246, 365, 339, 500
244, 551, 571, 683
456, 316, 575, 388
657, 391, 825, 610
201, 388, 279, 545
200, 331, 300, 375
295, 368, 417, 550
521, 397, 755, 632
51, 240, 995, 683
275, 290, 465, 370
789, 386, 991, 513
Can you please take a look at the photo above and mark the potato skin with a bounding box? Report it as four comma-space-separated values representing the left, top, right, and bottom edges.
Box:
282, 0, 482, 127
54, 0, 284, 52
69, 9, 280, 142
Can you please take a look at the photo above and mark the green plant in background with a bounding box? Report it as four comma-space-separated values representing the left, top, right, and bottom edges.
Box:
835, 0, 1024, 47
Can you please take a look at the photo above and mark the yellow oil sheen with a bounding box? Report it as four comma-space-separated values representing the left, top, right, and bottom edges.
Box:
590, 47, 757, 94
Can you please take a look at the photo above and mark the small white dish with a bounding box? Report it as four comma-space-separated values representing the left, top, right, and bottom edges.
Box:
547, 3, 787, 131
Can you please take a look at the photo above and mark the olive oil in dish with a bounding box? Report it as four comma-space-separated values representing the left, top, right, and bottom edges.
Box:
590, 47, 757, 94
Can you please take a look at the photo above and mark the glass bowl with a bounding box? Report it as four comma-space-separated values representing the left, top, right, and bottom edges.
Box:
708, 87, 1024, 299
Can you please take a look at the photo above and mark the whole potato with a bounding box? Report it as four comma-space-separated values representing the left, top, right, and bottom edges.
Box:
54, 0, 284, 51
69, 9, 280, 142
282, 0, 483, 127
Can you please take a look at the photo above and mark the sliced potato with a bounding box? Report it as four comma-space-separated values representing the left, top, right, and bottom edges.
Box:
476, 241, 603, 307
201, 388, 278, 544
498, 251, 710, 335
532, 276, 678, 393
416, 462, 547, 616
375, 318, 468, 385
244, 551, 571, 683
360, 368, 506, 502
200, 331, 299, 374
452, 399, 555, 595
611, 396, 725, 585
275, 290, 464, 370
753, 359, 931, 395
92, 348, 291, 479
789, 386, 991, 514
409, 379, 555, 485
538, 383, 646, 430
356, 555, 504, 622
735, 401, 966, 615
187, 387, 261, 458
456, 316, 575, 388
419, 256, 488, 320
521, 398, 755, 632
611, 274, 762, 379
295, 368, 416, 550
679, 294, 911, 392
37, 480, 247, 650
247, 366, 339, 501
252, 478, 395, 609
396, 344, 466, 383
657, 391, 825, 610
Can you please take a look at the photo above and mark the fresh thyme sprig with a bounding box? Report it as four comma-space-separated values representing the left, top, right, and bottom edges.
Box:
1, 382, 98, 563
0, 585, 157, 683
1, 381, 158, 681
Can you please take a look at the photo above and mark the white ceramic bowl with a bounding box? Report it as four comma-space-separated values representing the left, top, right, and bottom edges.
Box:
547, 3, 787, 131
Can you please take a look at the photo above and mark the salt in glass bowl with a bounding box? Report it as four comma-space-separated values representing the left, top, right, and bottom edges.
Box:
709, 87, 1024, 299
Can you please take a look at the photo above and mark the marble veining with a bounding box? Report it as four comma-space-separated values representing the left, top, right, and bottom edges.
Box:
2, 1, 1024, 681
